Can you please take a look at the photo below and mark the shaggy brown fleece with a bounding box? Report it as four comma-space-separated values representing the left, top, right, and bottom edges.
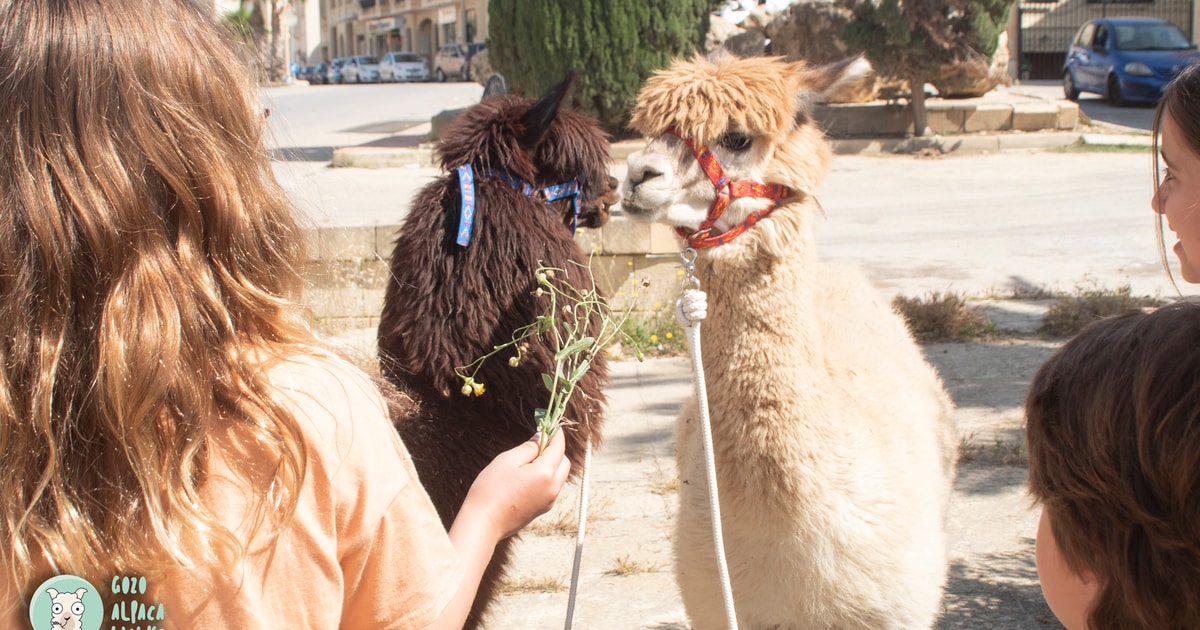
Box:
376, 76, 612, 628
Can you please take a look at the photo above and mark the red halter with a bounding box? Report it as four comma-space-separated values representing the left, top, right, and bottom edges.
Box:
667, 129, 791, 249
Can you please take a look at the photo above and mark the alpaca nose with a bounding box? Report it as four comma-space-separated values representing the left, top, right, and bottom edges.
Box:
628, 164, 662, 189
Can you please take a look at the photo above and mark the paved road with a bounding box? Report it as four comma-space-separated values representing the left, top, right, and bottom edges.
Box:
1011, 79, 1156, 131
264, 81, 1181, 303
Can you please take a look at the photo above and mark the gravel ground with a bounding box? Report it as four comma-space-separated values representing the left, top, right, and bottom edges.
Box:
481, 346, 1065, 630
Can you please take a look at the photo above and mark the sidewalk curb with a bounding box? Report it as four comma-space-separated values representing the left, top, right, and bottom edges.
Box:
329, 129, 1151, 168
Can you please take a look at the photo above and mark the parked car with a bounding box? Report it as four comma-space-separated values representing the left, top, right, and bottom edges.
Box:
432, 44, 466, 82
323, 58, 348, 84
296, 65, 317, 83
342, 55, 381, 83
310, 61, 329, 85
1063, 17, 1200, 105
380, 51, 429, 82
463, 42, 487, 81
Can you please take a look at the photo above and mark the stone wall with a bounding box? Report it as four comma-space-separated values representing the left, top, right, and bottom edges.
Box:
300, 216, 685, 335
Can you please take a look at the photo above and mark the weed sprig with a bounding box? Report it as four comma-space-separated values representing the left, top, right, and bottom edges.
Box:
454, 260, 646, 452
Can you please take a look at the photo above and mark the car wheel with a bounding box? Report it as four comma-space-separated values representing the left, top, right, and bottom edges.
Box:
436, 68, 446, 83
1107, 74, 1126, 107
1063, 71, 1080, 101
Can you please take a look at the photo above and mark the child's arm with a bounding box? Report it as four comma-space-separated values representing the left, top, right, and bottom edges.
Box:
421, 430, 571, 630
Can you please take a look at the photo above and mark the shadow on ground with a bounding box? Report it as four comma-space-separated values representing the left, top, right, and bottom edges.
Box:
938, 544, 1063, 629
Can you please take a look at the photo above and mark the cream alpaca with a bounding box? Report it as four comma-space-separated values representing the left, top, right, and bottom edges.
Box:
622, 52, 958, 630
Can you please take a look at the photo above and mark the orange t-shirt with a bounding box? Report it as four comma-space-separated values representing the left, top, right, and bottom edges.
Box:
2, 352, 462, 629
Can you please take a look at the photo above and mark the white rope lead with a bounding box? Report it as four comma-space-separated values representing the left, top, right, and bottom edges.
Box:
677, 248, 739, 630
563, 439, 592, 630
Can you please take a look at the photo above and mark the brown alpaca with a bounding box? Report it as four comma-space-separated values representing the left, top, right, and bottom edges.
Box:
377, 73, 614, 628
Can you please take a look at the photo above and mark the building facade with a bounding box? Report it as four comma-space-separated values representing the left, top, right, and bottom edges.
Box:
318, 0, 488, 64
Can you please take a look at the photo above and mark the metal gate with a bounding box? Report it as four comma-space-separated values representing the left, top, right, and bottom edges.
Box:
1018, 0, 1195, 79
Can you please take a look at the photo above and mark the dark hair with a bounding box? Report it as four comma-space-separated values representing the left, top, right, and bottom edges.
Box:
1151, 64, 1200, 290
1026, 302, 1200, 629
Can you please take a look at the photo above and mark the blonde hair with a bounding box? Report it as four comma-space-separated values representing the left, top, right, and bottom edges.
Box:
0, 0, 312, 586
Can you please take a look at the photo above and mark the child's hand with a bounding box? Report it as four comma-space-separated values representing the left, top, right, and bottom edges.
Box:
464, 430, 571, 540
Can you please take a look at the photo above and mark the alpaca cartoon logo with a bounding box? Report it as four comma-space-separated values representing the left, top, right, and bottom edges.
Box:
29, 576, 102, 630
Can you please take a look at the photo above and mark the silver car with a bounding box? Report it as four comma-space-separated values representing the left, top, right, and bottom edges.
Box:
380, 52, 429, 82
342, 55, 381, 83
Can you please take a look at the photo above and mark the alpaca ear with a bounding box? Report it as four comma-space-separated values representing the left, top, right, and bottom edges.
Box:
520, 70, 576, 149
794, 54, 874, 123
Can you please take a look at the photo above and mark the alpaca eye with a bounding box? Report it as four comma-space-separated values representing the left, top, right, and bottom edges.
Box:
718, 132, 753, 152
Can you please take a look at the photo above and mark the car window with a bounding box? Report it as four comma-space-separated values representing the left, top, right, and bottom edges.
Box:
362, 56, 379, 64
1074, 23, 1095, 47
397, 53, 422, 62
1094, 25, 1109, 49
1144, 23, 1192, 50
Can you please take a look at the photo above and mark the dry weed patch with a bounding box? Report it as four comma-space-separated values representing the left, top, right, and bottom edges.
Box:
958, 432, 1026, 467
893, 291, 995, 342
498, 575, 567, 594
605, 554, 661, 576
1038, 284, 1164, 338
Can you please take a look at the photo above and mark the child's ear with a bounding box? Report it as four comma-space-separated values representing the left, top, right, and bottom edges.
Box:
1078, 566, 1097, 585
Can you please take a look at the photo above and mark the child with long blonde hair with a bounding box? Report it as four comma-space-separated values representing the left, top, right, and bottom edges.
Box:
0, 1, 568, 627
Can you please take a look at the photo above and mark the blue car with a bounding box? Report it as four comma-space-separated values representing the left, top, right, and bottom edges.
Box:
1063, 17, 1200, 105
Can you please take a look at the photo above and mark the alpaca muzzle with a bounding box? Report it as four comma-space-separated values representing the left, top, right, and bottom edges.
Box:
667, 129, 790, 249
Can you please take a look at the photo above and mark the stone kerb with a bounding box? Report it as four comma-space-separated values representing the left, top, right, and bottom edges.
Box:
300, 216, 683, 333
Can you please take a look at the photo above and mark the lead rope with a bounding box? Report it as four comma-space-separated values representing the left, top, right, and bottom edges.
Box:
676, 248, 739, 630
563, 439, 592, 630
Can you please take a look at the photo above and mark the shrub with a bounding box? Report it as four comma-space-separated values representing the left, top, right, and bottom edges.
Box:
488, 0, 709, 136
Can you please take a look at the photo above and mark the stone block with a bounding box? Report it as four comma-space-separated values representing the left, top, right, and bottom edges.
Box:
815, 102, 912, 138
997, 132, 1081, 151
963, 104, 1012, 132
374, 224, 401, 258
589, 255, 638, 301
304, 259, 390, 290
1011, 103, 1061, 132
318, 226, 376, 260
648, 222, 684, 254
596, 254, 682, 314
1056, 102, 1079, 130
925, 103, 966, 134
573, 226, 603, 256
597, 216, 652, 255
303, 286, 369, 319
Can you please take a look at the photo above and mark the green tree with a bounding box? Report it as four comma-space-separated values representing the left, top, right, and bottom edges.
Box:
488, 0, 710, 137
843, 0, 1013, 136
221, 0, 299, 82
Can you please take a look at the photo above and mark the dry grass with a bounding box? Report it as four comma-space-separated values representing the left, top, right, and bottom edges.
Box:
525, 495, 613, 537
497, 575, 567, 594
893, 291, 996, 342
605, 554, 661, 577
649, 474, 679, 496
526, 509, 581, 537
1038, 284, 1165, 338
957, 432, 1026, 467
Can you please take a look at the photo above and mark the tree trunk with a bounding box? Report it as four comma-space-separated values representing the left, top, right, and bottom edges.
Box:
910, 74, 929, 137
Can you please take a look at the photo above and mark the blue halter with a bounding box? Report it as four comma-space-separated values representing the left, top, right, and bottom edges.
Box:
454, 164, 585, 247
